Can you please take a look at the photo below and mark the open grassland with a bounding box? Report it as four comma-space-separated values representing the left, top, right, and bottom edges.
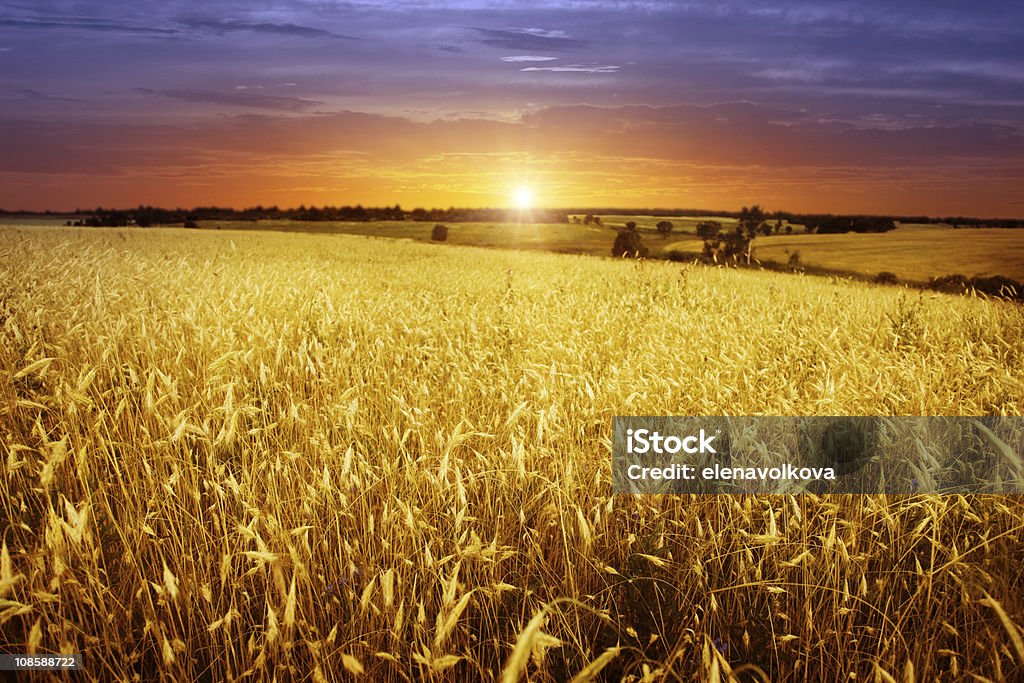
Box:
201, 217, 708, 258
747, 225, 1024, 284
198, 217, 1024, 285
2, 227, 1024, 681
202, 219, 636, 258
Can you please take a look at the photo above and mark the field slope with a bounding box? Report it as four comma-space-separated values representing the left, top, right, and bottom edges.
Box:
753, 224, 1024, 283
1, 227, 1023, 681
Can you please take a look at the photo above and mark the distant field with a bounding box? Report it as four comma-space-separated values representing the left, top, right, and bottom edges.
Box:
750, 224, 1024, 283
199, 218, 708, 258
225, 218, 1022, 284
4, 215, 1022, 284
656, 221, 1024, 283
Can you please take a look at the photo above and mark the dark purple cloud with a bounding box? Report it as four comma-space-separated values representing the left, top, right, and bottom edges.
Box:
134, 88, 325, 112
0, 16, 177, 35
177, 18, 353, 40
472, 27, 588, 51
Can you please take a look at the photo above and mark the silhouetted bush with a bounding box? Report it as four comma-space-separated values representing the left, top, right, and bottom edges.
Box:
806, 216, 897, 234
874, 271, 899, 284
183, 220, 199, 229
696, 221, 721, 239
612, 227, 648, 258
929, 274, 1022, 301
431, 224, 449, 241
929, 274, 971, 293
701, 231, 749, 264
972, 276, 1021, 300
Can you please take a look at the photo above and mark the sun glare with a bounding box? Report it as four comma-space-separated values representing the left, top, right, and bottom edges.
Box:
512, 185, 534, 210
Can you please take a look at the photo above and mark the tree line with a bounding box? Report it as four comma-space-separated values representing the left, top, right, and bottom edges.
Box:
51, 205, 570, 227
5, 205, 1019, 229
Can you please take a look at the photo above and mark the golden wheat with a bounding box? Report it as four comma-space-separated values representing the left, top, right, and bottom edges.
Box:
1, 226, 1023, 681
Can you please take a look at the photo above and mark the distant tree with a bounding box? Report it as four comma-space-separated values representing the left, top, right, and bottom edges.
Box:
739, 205, 767, 239
583, 214, 594, 225
656, 220, 674, 239
736, 205, 767, 263
696, 221, 722, 239
702, 231, 749, 263
431, 224, 448, 241
612, 228, 648, 258
593, 216, 602, 226
625, 220, 637, 231
785, 224, 793, 235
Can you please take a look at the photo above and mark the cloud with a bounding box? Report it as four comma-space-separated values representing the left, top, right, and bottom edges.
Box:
178, 18, 352, 39
14, 88, 81, 102
502, 55, 558, 62
474, 27, 588, 51
233, 83, 299, 91
521, 64, 619, 73
434, 44, 465, 53
517, 28, 569, 38
135, 89, 324, 112
0, 12, 355, 41
0, 17, 177, 35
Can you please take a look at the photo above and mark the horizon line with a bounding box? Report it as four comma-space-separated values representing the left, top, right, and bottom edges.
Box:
2, 205, 1022, 223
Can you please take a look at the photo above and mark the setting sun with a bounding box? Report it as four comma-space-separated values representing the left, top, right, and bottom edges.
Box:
512, 185, 535, 210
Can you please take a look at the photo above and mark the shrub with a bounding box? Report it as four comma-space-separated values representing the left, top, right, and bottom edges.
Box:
665, 250, 689, 262
701, 231, 749, 264
431, 224, 448, 242
612, 228, 648, 258
972, 275, 1022, 300
929, 274, 971, 294
926, 274, 1022, 301
874, 271, 899, 285
696, 221, 721, 239
183, 220, 199, 229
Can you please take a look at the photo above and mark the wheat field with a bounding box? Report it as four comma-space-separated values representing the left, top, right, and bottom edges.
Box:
2, 226, 1024, 681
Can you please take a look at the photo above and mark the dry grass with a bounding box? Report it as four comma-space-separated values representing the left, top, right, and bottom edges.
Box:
1, 226, 1023, 681
751, 225, 1024, 283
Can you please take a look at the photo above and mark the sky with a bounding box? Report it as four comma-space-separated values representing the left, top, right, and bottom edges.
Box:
1, 0, 1023, 216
